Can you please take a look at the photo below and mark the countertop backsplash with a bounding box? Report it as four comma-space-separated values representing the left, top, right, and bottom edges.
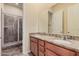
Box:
30, 33, 79, 40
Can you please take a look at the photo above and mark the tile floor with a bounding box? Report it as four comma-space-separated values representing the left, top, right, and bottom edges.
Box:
2, 45, 24, 56
1, 45, 33, 56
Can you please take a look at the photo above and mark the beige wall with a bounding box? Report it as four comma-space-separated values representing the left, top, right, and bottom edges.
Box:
38, 10, 48, 33
2, 4, 22, 16
23, 3, 56, 54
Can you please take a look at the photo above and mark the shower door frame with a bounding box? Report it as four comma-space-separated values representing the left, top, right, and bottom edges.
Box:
1, 12, 22, 48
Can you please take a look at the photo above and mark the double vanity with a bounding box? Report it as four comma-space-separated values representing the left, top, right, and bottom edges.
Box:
30, 34, 79, 56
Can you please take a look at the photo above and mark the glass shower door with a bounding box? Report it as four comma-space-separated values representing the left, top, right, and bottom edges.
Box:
4, 14, 18, 44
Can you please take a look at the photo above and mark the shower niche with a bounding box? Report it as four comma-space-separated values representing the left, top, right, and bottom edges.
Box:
2, 13, 22, 48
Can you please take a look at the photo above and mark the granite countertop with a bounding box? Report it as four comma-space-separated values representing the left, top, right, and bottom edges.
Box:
30, 34, 79, 52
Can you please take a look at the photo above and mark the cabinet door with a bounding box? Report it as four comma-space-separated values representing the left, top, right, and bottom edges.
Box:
76, 52, 79, 56
67, 7, 79, 35
30, 41, 34, 54
39, 45, 44, 56
34, 42, 38, 56
30, 41, 38, 56
39, 45, 44, 53
52, 10, 63, 34
39, 51, 44, 56
45, 49, 57, 56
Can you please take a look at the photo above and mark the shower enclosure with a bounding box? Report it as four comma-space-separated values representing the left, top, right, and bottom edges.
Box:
2, 13, 22, 48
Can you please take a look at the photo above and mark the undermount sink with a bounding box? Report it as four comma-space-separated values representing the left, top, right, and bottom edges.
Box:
53, 39, 72, 44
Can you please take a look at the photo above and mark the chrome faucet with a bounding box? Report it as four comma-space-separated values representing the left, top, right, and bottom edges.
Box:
63, 35, 68, 40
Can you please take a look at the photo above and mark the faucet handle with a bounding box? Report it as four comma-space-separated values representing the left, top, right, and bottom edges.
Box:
63, 35, 68, 40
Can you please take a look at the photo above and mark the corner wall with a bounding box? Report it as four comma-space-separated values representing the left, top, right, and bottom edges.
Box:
23, 3, 55, 54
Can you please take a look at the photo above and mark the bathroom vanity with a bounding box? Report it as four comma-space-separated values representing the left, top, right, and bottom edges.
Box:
30, 34, 79, 56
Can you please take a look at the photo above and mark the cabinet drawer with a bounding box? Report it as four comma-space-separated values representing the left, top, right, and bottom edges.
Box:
45, 42, 75, 56
39, 45, 44, 53
39, 51, 44, 56
30, 37, 37, 43
76, 52, 79, 56
39, 39, 44, 46
45, 49, 57, 56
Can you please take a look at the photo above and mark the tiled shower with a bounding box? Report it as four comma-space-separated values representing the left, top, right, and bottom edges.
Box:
2, 12, 22, 48
0, 3, 23, 56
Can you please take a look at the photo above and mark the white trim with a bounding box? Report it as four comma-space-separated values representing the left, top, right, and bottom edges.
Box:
22, 50, 31, 55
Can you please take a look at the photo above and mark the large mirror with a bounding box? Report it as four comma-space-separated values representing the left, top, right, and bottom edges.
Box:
48, 10, 64, 34
48, 4, 79, 36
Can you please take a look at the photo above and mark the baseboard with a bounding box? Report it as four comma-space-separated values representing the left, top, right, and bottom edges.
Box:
27, 50, 31, 53
22, 50, 31, 56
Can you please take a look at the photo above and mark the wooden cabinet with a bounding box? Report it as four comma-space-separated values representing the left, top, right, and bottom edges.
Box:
33, 42, 38, 56
39, 50, 44, 56
76, 52, 79, 56
30, 36, 38, 56
38, 40, 45, 56
39, 45, 44, 53
45, 49, 57, 56
45, 41, 76, 56
30, 41, 34, 53
30, 37, 37, 43
30, 36, 77, 56
39, 39, 44, 46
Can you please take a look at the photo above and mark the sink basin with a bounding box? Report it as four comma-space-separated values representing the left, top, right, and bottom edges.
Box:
53, 40, 72, 44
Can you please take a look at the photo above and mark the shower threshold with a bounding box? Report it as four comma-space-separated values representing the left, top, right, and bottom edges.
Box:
2, 41, 22, 49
